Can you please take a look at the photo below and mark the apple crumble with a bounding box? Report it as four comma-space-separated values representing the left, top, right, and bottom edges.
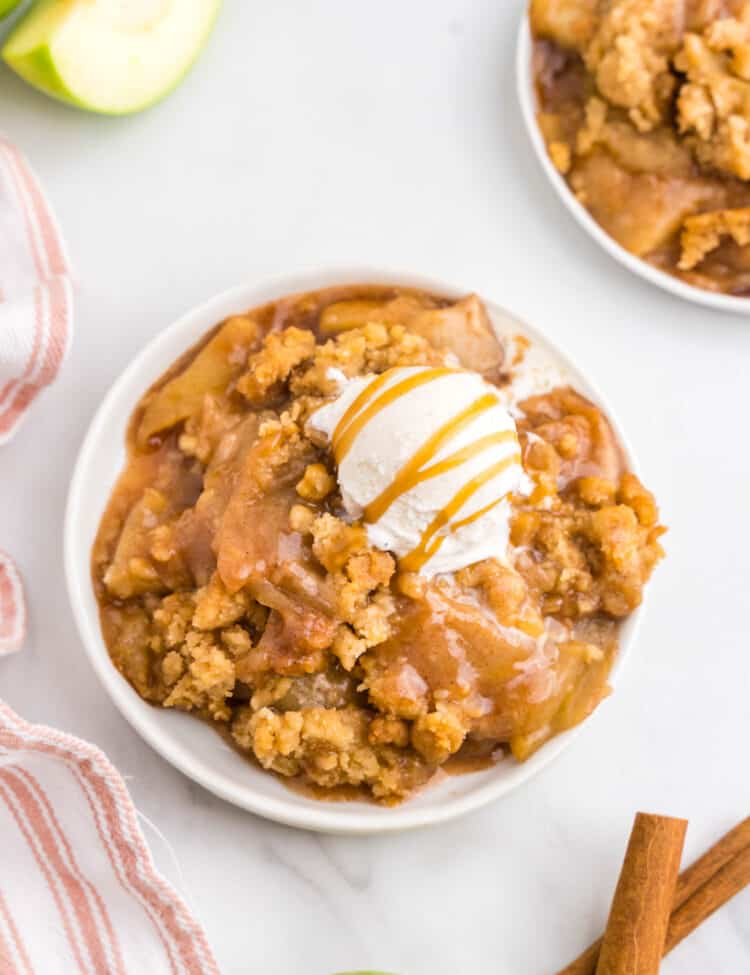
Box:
92, 286, 665, 802
531, 0, 750, 294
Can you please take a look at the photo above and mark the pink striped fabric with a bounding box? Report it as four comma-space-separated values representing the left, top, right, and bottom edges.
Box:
0, 141, 219, 973
0, 553, 25, 656
0, 701, 220, 975
0, 137, 74, 655
0, 136, 73, 443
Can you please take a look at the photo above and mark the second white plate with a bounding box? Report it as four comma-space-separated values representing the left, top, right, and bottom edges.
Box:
516, 12, 750, 316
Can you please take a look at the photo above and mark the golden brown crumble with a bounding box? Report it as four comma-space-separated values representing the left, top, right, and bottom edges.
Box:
296, 463, 336, 502
549, 139, 573, 173
93, 286, 664, 802
679, 206, 750, 267
237, 327, 316, 403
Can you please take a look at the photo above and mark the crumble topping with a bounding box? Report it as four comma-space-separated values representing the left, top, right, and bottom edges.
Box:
679, 205, 750, 267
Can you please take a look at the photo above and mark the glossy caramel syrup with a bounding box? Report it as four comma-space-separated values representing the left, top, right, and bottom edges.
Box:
400, 451, 521, 572
330, 366, 521, 572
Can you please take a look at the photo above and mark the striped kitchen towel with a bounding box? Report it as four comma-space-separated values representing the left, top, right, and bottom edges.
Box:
0, 136, 73, 445
0, 136, 74, 654
0, 144, 218, 973
0, 552, 25, 656
0, 701, 219, 975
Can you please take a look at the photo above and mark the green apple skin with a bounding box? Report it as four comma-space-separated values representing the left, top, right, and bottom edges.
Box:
2, 0, 222, 116
0, 0, 23, 19
3, 41, 77, 105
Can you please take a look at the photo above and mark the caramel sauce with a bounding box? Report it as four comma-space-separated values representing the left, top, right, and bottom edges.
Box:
365, 393, 508, 523
444, 740, 504, 776
400, 451, 521, 572
331, 366, 522, 573
332, 367, 453, 463
450, 492, 509, 532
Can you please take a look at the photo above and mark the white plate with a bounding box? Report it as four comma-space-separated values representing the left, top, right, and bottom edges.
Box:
65, 266, 644, 834
516, 13, 750, 315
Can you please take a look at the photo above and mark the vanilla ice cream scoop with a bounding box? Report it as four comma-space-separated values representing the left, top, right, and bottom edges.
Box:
310, 366, 529, 576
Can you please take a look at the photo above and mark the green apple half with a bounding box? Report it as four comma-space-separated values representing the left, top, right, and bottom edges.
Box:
2, 0, 221, 115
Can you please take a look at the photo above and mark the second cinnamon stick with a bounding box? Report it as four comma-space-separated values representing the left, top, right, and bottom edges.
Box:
665, 843, 750, 952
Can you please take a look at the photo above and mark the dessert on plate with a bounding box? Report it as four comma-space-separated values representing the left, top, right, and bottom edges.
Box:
531, 0, 750, 295
92, 285, 665, 802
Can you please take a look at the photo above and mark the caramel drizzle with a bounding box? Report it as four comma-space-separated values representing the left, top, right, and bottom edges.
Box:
365, 395, 515, 523
400, 451, 521, 572
332, 367, 453, 463
450, 493, 509, 532
330, 365, 521, 573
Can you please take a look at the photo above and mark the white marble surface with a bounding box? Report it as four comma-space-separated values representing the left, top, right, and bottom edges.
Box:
1, 1, 749, 972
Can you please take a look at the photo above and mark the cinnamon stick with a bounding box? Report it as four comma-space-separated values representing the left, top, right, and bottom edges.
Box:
558, 816, 750, 975
665, 843, 750, 952
594, 813, 687, 975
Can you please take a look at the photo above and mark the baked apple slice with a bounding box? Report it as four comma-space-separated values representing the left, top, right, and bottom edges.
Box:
137, 315, 259, 447
319, 293, 504, 378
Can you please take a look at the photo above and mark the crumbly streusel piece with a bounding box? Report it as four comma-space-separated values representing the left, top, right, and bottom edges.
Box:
679, 206, 750, 268
530, 0, 598, 50
310, 513, 396, 669
296, 462, 336, 501
575, 98, 608, 156
358, 652, 431, 721
511, 473, 663, 619
232, 705, 431, 799
676, 19, 750, 179
237, 327, 316, 402
549, 140, 573, 174
583, 0, 681, 132
331, 626, 367, 671
456, 559, 544, 636
163, 629, 236, 721
153, 592, 196, 649
193, 572, 253, 630
291, 320, 444, 398
368, 715, 410, 749
145, 590, 253, 716
508, 389, 664, 619
585, 501, 664, 616
411, 707, 467, 764
518, 387, 623, 486
293, 296, 503, 394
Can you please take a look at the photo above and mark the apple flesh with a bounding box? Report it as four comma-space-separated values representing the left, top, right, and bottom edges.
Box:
2, 0, 222, 115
